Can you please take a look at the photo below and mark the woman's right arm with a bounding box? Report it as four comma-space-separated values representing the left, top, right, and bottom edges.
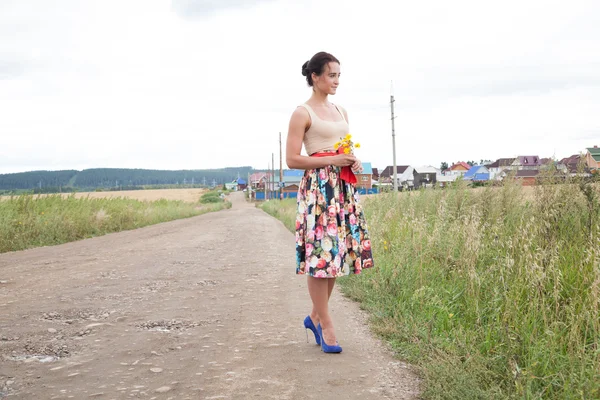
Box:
285, 107, 356, 170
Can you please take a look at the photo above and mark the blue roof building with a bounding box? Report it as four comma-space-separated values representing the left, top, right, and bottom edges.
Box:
463, 165, 490, 181
361, 162, 373, 175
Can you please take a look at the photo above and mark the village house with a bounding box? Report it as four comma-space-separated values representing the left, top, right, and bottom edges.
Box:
355, 162, 374, 190
236, 178, 247, 191
446, 162, 471, 177
486, 158, 515, 180
413, 166, 438, 189
252, 169, 303, 200
586, 146, 600, 170
514, 170, 539, 186
224, 181, 238, 191
397, 166, 415, 189
378, 166, 395, 185
276, 169, 304, 198
558, 154, 588, 175
249, 172, 271, 189
436, 174, 457, 187
462, 165, 490, 183
379, 165, 414, 189
371, 168, 380, 182
512, 155, 543, 170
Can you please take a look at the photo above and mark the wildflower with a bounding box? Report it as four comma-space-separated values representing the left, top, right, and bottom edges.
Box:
335, 134, 360, 155
449, 313, 454, 318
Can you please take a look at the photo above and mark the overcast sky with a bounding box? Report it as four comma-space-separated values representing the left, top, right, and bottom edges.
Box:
1, 0, 599, 174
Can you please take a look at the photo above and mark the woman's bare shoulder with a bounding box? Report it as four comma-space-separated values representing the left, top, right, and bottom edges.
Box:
292, 105, 310, 116
290, 105, 311, 124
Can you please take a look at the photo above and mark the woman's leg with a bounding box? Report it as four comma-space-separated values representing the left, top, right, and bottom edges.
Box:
309, 277, 336, 323
307, 276, 337, 344
328, 277, 336, 299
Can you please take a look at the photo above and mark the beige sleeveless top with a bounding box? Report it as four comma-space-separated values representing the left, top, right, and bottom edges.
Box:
299, 103, 349, 155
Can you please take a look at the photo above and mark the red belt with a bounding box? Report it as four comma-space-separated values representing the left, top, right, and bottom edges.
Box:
310, 150, 357, 184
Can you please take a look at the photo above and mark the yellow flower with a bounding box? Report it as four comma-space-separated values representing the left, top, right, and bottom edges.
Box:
343, 147, 351, 154
334, 142, 340, 149
345, 133, 352, 140
355, 143, 360, 148
449, 313, 454, 318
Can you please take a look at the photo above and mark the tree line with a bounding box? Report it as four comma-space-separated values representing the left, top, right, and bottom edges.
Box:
0, 167, 254, 192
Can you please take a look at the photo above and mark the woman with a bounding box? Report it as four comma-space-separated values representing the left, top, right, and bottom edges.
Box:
286, 51, 375, 354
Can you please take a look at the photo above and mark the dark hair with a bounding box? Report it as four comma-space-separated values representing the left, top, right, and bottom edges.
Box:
301, 52, 340, 87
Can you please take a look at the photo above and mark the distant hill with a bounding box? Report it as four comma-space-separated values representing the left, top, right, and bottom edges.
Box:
0, 167, 255, 192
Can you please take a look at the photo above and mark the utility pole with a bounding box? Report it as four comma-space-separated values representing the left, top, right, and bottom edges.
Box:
390, 82, 398, 192
271, 153, 275, 200
279, 132, 283, 199
265, 163, 269, 200
248, 171, 251, 201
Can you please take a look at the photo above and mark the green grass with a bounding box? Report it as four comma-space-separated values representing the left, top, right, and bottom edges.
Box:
259, 198, 297, 232
260, 178, 600, 399
0, 193, 231, 254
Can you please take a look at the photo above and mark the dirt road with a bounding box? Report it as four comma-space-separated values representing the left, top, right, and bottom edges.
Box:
0, 192, 421, 399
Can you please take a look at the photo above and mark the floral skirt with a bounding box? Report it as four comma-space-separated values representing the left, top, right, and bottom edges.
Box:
296, 165, 374, 278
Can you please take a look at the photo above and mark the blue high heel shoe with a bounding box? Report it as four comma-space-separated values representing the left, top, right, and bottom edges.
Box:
303, 316, 321, 345
317, 324, 342, 353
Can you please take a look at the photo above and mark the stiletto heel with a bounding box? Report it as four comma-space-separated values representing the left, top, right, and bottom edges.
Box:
317, 324, 342, 353
303, 316, 321, 345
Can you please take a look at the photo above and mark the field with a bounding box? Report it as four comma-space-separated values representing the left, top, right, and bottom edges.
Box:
261, 179, 600, 399
0, 189, 230, 254
1, 188, 208, 203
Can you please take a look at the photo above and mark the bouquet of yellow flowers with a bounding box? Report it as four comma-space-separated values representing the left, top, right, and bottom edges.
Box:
332, 133, 360, 184
334, 134, 360, 154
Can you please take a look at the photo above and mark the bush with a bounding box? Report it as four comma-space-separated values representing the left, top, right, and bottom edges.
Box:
200, 191, 223, 204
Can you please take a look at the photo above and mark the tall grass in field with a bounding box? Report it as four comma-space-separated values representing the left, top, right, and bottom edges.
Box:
0, 192, 231, 253
261, 178, 600, 399
260, 198, 297, 232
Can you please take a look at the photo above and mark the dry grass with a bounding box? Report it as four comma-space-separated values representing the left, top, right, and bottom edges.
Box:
0, 190, 230, 253
1, 188, 207, 203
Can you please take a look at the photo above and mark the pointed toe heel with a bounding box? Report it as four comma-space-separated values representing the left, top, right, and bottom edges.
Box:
303, 316, 321, 345
317, 324, 342, 353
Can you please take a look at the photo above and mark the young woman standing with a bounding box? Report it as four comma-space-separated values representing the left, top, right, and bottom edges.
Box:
286, 51, 375, 353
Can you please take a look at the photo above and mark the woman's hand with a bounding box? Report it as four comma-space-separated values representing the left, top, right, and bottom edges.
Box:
351, 158, 363, 173
331, 154, 357, 167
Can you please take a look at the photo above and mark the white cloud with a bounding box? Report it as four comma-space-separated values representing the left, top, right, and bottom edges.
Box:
1, 0, 599, 174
